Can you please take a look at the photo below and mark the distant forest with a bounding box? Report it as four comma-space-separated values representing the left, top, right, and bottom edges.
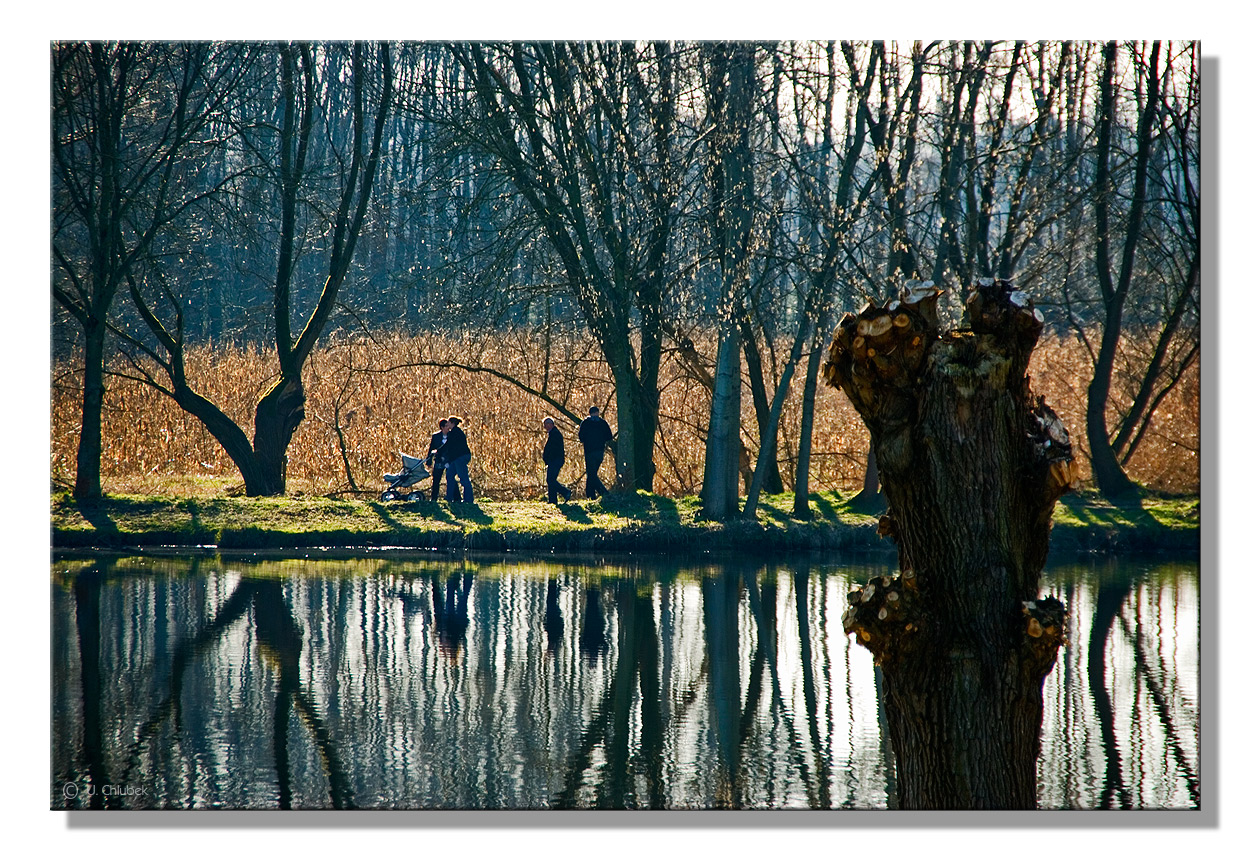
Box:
52, 41, 1198, 504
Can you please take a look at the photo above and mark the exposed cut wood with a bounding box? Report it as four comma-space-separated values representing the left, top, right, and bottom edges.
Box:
824, 272, 1073, 809
867, 315, 894, 337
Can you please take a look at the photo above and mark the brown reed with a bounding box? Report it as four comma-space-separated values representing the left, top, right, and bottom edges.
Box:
50, 329, 1198, 499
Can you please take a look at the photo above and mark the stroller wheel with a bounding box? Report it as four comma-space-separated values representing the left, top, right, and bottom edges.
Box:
380, 490, 397, 502
406, 492, 425, 502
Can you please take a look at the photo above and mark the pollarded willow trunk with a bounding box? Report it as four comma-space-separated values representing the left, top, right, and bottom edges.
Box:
824, 279, 1077, 809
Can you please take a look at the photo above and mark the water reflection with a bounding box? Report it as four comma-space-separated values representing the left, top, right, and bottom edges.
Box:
50, 554, 1198, 810
1037, 558, 1200, 809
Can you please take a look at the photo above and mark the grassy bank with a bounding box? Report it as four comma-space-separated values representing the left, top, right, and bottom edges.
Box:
51, 489, 1199, 556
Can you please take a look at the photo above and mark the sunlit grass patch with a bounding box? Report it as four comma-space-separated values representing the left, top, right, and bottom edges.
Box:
50, 488, 1197, 555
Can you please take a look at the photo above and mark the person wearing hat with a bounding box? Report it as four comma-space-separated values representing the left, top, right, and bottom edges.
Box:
576, 405, 613, 499
541, 417, 573, 504
440, 416, 474, 503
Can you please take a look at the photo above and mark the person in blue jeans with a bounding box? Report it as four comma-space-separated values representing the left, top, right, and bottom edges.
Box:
425, 418, 460, 501
541, 417, 573, 504
576, 406, 614, 499
440, 416, 474, 503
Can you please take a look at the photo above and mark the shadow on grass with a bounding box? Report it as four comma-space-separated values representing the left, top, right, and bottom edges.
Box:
593, 492, 681, 523
76, 499, 120, 536
370, 498, 478, 529
183, 499, 205, 539
756, 499, 791, 525
367, 502, 409, 532
807, 492, 847, 524
557, 503, 595, 525
440, 502, 495, 526
846, 488, 888, 515
1059, 490, 1164, 530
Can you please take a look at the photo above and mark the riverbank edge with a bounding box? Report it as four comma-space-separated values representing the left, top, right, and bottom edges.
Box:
50, 491, 1199, 557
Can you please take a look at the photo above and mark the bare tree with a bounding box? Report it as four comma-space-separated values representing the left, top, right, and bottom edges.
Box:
743, 41, 878, 520
52, 41, 255, 499
119, 41, 395, 495
700, 41, 757, 519
1080, 41, 1198, 498
440, 42, 695, 493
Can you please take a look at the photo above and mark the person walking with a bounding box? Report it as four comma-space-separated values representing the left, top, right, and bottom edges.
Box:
542, 417, 573, 504
577, 405, 614, 499
425, 418, 460, 501
440, 416, 474, 503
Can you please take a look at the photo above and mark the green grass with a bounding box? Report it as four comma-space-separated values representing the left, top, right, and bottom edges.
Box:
50, 488, 1198, 555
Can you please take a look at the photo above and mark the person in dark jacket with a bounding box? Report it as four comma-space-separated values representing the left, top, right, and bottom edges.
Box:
440, 416, 474, 503
542, 417, 573, 504
576, 406, 614, 499
425, 418, 460, 501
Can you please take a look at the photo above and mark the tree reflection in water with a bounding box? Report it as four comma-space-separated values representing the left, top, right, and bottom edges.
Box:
65, 562, 353, 809
51, 556, 1198, 810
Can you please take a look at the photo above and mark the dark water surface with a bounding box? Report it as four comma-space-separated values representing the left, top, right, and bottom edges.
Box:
50, 552, 1198, 810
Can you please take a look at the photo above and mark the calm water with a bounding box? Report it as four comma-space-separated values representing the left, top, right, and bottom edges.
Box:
50, 552, 1199, 810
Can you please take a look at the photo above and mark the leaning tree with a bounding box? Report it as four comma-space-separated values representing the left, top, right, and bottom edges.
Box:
122, 41, 394, 496
825, 278, 1075, 808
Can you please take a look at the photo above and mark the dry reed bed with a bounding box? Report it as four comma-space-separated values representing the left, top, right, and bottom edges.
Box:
50, 330, 1198, 498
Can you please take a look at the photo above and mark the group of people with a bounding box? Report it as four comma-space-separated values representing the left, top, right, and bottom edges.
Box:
421, 407, 614, 505
541, 406, 613, 504
424, 416, 474, 503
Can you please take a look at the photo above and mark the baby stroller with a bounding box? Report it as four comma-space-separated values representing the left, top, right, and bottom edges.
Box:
380, 452, 432, 502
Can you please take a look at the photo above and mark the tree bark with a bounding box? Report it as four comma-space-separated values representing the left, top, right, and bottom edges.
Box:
825, 279, 1075, 808
700, 42, 755, 520
701, 320, 742, 518
73, 322, 107, 500
791, 319, 830, 519
741, 326, 785, 494
250, 377, 308, 495
1086, 41, 1162, 500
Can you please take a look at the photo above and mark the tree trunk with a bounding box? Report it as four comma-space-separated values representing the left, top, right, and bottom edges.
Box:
1085, 41, 1162, 501
1086, 346, 1137, 499
250, 377, 308, 496
701, 321, 742, 518
610, 363, 638, 493
73, 322, 107, 501
791, 322, 827, 519
849, 437, 885, 511
741, 327, 785, 493
700, 42, 754, 520
825, 279, 1075, 808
